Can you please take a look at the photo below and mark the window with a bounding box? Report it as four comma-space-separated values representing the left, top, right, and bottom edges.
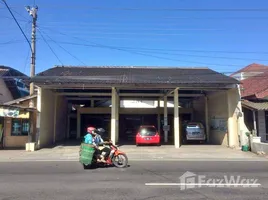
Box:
139, 127, 157, 136
11, 119, 29, 136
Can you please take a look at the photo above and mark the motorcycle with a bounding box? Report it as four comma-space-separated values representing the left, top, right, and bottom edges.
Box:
80, 128, 128, 169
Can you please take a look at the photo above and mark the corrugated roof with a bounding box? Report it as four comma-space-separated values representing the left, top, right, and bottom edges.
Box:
242, 100, 268, 110
33, 66, 239, 87
4, 94, 37, 105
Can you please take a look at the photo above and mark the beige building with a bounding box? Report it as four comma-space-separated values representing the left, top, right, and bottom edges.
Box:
28, 66, 242, 149
0, 96, 37, 149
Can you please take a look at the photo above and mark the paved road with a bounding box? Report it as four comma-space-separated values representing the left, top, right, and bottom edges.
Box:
0, 161, 268, 200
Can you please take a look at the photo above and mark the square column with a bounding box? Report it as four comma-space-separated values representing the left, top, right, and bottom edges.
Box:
205, 96, 210, 143
76, 109, 81, 139
157, 99, 161, 134
164, 96, 168, 143
111, 87, 119, 144
227, 88, 240, 147
115, 91, 119, 142
174, 88, 180, 148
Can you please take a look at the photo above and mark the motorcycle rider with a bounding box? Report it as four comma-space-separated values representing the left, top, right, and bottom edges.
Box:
85, 127, 111, 163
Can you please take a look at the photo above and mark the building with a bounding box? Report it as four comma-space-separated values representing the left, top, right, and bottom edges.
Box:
0, 96, 36, 148
0, 65, 29, 104
231, 63, 268, 142
0, 66, 30, 148
29, 66, 241, 149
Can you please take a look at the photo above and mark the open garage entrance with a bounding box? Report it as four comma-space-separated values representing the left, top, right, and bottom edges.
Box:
32, 66, 241, 149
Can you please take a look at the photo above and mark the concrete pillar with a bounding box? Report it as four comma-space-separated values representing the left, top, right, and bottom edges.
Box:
115, 91, 119, 143
91, 99, 94, 108
111, 87, 119, 144
157, 99, 161, 134
53, 94, 58, 143
205, 96, 210, 143
253, 111, 257, 133
76, 109, 81, 139
36, 87, 41, 148
227, 88, 239, 147
174, 88, 180, 148
164, 96, 168, 143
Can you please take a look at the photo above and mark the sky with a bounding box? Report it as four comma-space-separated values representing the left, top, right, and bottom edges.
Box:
1, 0, 268, 76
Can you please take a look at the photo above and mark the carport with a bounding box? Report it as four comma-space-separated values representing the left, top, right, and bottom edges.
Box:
31, 66, 241, 149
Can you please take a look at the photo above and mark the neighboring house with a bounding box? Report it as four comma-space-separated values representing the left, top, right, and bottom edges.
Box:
0, 65, 29, 104
0, 65, 30, 148
231, 63, 268, 142
0, 95, 37, 148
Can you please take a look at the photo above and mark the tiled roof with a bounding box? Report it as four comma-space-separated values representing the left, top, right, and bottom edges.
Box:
242, 100, 268, 111
231, 63, 268, 76
33, 66, 239, 87
240, 71, 268, 98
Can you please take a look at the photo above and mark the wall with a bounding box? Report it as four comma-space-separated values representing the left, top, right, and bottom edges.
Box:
3, 118, 28, 148
257, 111, 266, 142
192, 96, 205, 124
54, 95, 68, 142
207, 91, 229, 145
38, 89, 55, 148
0, 78, 13, 104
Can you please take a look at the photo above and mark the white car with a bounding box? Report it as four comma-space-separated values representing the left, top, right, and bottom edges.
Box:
185, 122, 206, 142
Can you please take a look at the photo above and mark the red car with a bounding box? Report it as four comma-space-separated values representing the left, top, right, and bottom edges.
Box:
136, 126, 160, 146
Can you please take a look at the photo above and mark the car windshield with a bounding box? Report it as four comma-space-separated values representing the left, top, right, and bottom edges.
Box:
139, 127, 157, 136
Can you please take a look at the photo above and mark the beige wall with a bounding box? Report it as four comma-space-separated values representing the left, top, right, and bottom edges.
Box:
39, 89, 55, 148
54, 95, 68, 142
0, 78, 13, 104
227, 88, 240, 147
207, 91, 229, 145
3, 118, 28, 148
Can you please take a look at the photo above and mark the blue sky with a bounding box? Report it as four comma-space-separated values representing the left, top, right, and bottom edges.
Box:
1, 0, 268, 75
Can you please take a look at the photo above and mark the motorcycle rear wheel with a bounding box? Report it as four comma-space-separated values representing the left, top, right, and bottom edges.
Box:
112, 154, 128, 168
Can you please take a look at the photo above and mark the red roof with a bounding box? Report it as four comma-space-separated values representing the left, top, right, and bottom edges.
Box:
231, 63, 268, 76
241, 70, 268, 98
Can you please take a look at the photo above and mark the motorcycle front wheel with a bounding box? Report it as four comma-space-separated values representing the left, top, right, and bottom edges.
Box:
112, 154, 128, 168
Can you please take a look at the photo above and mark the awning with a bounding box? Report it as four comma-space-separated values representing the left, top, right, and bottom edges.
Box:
242, 100, 268, 111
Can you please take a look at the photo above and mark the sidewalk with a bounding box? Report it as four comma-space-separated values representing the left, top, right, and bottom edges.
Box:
0, 145, 267, 162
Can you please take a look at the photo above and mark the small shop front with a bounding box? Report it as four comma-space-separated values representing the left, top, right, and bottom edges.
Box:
0, 105, 35, 148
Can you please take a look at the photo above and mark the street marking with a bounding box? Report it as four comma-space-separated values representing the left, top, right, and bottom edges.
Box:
145, 183, 261, 187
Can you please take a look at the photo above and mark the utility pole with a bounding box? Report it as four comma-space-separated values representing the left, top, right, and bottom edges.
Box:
26, 6, 38, 95
25, 6, 38, 147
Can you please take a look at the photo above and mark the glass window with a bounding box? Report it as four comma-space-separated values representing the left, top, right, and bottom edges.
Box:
139, 127, 157, 136
11, 119, 29, 136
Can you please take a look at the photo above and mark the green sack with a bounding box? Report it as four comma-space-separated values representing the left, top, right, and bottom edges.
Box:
79, 143, 95, 165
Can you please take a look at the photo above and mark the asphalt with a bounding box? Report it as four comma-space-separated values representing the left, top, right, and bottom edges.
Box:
0, 161, 268, 200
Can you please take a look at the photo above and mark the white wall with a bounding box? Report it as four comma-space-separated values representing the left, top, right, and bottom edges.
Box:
0, 78, 13, 104
39, 89, 55, 148
258, 111, 266, 142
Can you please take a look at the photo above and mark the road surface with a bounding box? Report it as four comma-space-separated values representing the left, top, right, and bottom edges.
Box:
0, 161, 268, 200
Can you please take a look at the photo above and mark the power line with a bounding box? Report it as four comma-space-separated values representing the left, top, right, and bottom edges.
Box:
37, 28, 86, 65
46, 40, 268, 55
5, 5, 268, 12
38, 27, 268, 67
37, 30, 243, 67
1, 0, 32, 52
37, 29, 63, 65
